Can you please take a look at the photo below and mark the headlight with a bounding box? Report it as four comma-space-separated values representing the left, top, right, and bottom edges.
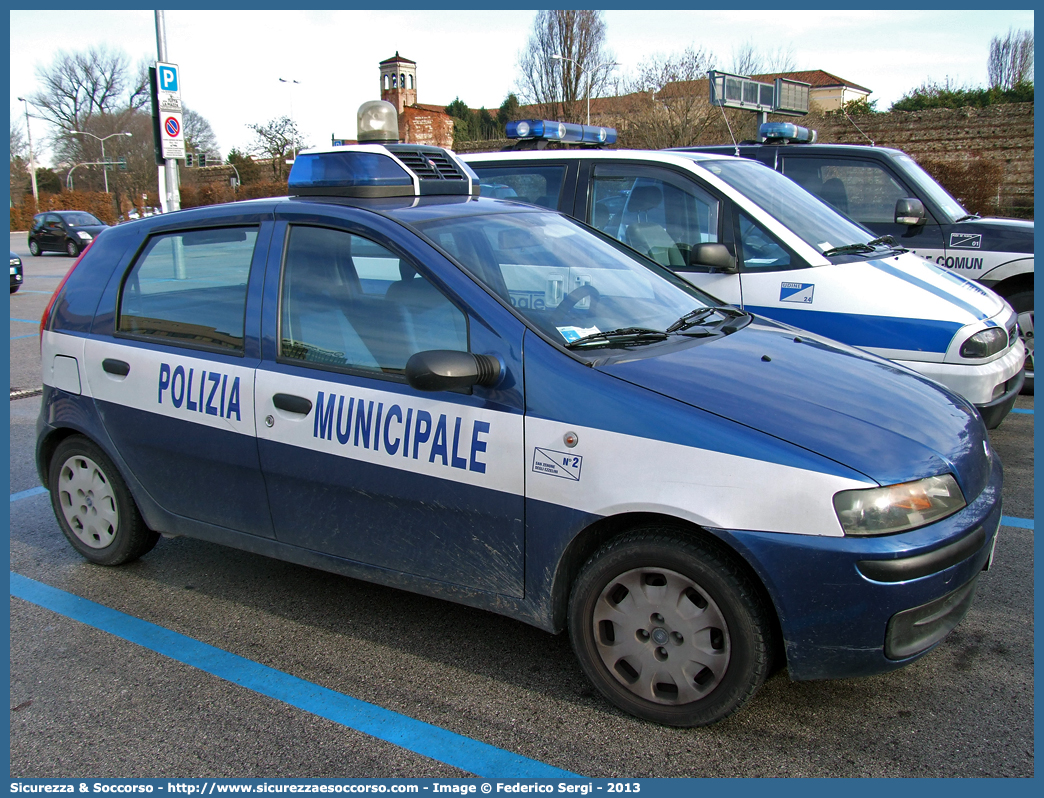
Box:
960, 327, 1007, 358
76, 231, 93, 240
833, 474, 966, 536
10, 257, 20, 267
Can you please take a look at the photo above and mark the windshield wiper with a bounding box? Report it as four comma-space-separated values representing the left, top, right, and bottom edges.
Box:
955, 214, 980, 222
822, 235, 905, 258
564, 327, 669, 349
667, 306, 749, 334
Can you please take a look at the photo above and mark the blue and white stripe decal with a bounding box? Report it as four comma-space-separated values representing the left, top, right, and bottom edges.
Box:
864, 254, 996, 321
525, 416, 871, 537
46, 331, 873, 538
745, 306, 962, 353
254, 368, 525, 496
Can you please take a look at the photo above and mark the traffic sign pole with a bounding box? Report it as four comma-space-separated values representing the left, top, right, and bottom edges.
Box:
155, 11, 181, 212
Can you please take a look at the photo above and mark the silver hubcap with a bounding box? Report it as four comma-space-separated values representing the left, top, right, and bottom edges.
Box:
57, 454, 119, 549
593, 567, 731, 705
1018, 310, 1034, 378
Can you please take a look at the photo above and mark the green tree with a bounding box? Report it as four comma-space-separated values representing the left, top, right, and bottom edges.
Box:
497, 93, 520, 127
446, 98, 474, 146
226, 148, 262, 185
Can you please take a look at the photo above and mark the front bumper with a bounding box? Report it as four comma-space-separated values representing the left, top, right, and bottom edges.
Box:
895, 339, 1025, 409
721, 452, 1002, 681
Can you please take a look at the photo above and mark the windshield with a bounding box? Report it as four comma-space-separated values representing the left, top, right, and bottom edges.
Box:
63, 212, 103, 227
692, 157, 878, 257
414, 211, 721, 347
893, 154, 968, 222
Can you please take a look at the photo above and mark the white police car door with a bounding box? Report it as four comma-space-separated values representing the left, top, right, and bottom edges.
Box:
83, 224, 275, 537
254, 216, 527, 597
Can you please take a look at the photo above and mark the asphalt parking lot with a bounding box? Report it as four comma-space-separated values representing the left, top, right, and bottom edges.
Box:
8, 231, 1035, 778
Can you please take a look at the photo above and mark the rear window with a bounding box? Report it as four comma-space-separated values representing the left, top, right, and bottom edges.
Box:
471, 165, 566, 209
117, 227, 258, 352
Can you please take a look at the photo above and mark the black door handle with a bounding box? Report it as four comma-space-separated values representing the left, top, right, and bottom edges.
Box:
273, 393, 312, 415
102, 359, 130, 376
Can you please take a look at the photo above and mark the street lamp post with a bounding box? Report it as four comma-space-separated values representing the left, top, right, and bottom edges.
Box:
16, 97, 39, 204
550, 54, 615, 126
279, 78, 301, 160
71, 131, 133, 193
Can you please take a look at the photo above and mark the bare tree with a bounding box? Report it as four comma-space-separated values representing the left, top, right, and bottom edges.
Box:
729, 41, 797, 76
516, 10, 615, 123
247, 116, 307, 181
183, 107, 221, 161
31, 47, 150, 165
10, 122, 30, 203
988, 28, 1034, 90
614, 47, 735, 149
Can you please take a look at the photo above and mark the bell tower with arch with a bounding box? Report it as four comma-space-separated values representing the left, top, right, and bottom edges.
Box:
380, 52, 417, 114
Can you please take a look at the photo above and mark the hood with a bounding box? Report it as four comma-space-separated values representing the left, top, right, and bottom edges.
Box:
860, 250, 1007, 323
949, 217, 1033, 254
600, 318, 991, 497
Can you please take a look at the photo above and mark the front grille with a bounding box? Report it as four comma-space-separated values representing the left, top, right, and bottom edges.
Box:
1007, 322, 1019, 348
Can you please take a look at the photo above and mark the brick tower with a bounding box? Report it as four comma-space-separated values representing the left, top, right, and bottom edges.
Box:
380, 52, 417, 115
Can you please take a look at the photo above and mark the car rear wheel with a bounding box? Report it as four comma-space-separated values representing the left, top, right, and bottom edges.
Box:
65, 240, 80, 258
28, 240, 41, 256
1008, 291, 1033, 394
568, 529, 772, 726
49, 436, 159, 565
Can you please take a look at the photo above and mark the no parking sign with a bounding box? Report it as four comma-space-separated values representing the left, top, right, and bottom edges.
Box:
156, 61, 185, 159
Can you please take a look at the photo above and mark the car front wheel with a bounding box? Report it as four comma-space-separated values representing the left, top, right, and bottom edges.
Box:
49, 436, 159, 565
568, 529, 773, 726
65, 240, 80, 258
28, 239, 41, 256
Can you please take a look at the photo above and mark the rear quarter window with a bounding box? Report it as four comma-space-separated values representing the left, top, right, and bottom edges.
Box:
117, 227, 258, 353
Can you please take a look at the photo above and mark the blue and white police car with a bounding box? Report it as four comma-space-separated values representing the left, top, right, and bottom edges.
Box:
463, 128, 1026, 428
38, 103, 1001, 727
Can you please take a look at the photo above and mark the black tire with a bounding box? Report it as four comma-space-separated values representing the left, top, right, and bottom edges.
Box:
65, 239, 80, 258
28, 239, 41, 256
568, 529, 773, 726
48, 436, 159, 565
1008, 290, 1033, 395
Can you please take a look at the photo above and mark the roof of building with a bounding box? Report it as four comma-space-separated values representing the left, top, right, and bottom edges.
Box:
750, 70, 872, 95
380, 51, 416, 66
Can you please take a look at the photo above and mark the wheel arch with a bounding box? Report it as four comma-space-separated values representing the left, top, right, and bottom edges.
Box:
547, 511, 787, 668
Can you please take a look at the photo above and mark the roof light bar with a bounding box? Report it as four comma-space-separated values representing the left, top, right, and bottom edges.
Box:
759, 122, 817, 144
506, 119, 617, 146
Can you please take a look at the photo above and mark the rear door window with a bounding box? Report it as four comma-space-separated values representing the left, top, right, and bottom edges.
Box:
117, 227, 258, 353
473, 165, 567, 209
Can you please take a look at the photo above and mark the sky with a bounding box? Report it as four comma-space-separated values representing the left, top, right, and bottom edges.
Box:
9, 8, 1035, 166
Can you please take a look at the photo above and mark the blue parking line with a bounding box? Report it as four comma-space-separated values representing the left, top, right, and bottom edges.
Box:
1001, 516, 1034, 530
10, 333, 37, 340
9, 573, 578, 779
10, 486, 48, 502
1009, 408, 1033, 415
10, 318, 38, 324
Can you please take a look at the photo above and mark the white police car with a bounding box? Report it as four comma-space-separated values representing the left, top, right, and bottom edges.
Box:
38, 103, 1001, 727
462, 129, 1026, 428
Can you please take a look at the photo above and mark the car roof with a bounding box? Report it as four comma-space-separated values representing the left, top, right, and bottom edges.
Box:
678, 142, 907, 158
461, 148, 738, 165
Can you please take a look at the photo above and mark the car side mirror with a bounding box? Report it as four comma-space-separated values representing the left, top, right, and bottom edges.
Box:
683, 243, 738, 274
405, 350, 501, 392
895, 198, 926, 226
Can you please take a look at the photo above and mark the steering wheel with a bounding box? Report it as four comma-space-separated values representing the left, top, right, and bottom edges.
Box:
552, 284, 601, 323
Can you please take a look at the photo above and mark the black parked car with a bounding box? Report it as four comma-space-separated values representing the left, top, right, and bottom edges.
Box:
10, 251, 23, 293
28, 211, 109, 258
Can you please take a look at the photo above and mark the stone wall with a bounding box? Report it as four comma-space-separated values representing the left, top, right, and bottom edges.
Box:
778, 103, 1034, 218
